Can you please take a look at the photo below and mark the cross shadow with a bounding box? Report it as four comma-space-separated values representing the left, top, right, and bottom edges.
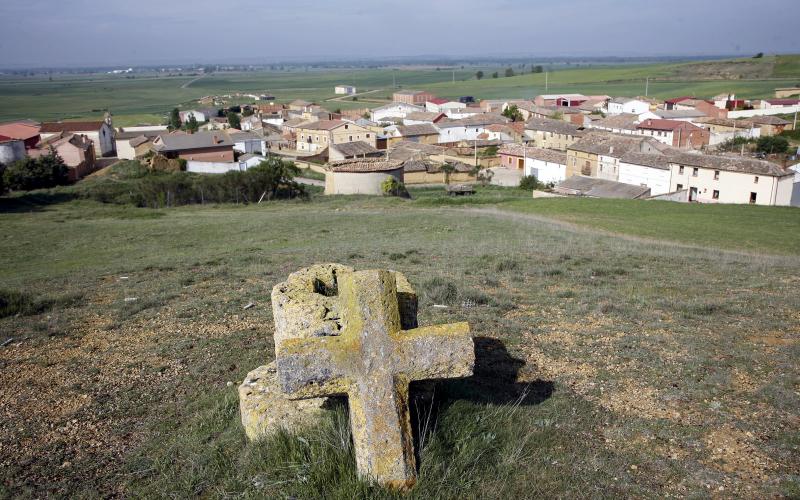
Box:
409, 336, 554, 467
416, 336, 554, 406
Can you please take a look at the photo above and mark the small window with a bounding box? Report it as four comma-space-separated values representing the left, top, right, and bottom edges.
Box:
714, 170, 719, 180
677, 183, 683, 190
750, 192, 757, 204
754, 176, 759, 184
692, 168, 699, 177
679, 166, 684, 174
366, 134, 370, 138
712, 190, 719, 199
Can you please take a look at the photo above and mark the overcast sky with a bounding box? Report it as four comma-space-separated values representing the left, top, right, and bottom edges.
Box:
1, 0, 798, 67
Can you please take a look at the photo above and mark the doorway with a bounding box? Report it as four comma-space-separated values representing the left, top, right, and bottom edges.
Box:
689, 187, 698, 202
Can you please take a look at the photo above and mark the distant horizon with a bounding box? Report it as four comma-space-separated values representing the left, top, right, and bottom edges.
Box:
2, 0, 799, 68
0, 52, 793, 72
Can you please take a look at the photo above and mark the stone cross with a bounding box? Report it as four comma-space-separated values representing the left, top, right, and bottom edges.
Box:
276, 269, 474, 489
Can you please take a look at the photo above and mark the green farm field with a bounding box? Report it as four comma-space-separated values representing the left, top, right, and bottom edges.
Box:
1, 183, 799, 498
1, 55, 799, 126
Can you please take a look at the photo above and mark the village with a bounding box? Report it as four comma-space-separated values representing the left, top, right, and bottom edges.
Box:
2, 85, 799, 205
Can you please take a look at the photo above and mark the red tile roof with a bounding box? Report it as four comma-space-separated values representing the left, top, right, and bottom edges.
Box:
765, 99, 800, 105
427, 98, 449, 105
0, 122, 41, 141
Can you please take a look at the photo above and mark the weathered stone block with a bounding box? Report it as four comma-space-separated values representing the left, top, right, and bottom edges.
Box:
241, 263, 420, 442
238, 362, 327, 440
275, 269, 474, 489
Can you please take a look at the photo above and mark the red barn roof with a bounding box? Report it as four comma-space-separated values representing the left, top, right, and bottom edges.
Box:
0, 121, 41, 141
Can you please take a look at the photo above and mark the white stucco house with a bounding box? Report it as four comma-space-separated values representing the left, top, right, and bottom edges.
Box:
370, 103, 425, 123
426, 100, 466, 113
335, 85, 357, 95
667, 152, 793, 205
230, 131, 267, 155
180, 110, 207, 123
618, 152, 673, 196
0, 138, 26, 165
435, 115, 509, 144
324, 158, 405, 195
499, 144, 567, 185
607, 97, 650, 116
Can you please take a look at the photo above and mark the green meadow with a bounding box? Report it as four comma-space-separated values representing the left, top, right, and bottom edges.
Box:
1, 54, 799, 126
1, 183, 799, 497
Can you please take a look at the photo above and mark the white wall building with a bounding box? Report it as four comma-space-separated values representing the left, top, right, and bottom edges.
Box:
230, 132, 267, 155
618, 153, 672, 195
370, 103, 424, 122
525, 156, 567, 184
0, 139, 26, 165
335, 85, 357, 95
180, 110, 207, 123
668, 153, 793, 205
607, 98, 650, 116
426, 101, 466, 113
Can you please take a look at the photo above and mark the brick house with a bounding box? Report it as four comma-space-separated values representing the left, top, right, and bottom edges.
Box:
31, 133, 96, 180
636, 119, 710, 149
392, 90, 436, 105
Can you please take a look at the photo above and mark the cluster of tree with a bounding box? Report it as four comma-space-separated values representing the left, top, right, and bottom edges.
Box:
2, 153, 69, 192
718, 136, 789, 154
519, 175, 543, 190
227, 112, 241, 130
380, 177, 410, 198
168, 108, 183, 131
477, 66, 541, 79
756, 136, 789, 154
81, 157, 307, 208
501, 105, 524, 122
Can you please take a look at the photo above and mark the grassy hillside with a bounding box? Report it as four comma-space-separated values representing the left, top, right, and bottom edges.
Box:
1, 55, 799, 125
1, 191, 798, 497
773, 54, 800, 79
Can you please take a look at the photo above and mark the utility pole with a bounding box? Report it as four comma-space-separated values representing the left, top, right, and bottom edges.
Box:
523, 139, 527, 174
474, 139, 478, 167
392, 70, 396, 89
545, 71, 549, 91
794, 110, 798, 130
452, 69, 455, 84
645, 77, 649, 97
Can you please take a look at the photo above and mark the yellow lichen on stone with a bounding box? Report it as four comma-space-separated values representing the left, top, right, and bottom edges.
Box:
275, 268, 474, 489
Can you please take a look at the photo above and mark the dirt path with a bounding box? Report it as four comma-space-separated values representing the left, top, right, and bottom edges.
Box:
454, 206, 800, 262
180, 75, 206, 89
324, 89, 386, 103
